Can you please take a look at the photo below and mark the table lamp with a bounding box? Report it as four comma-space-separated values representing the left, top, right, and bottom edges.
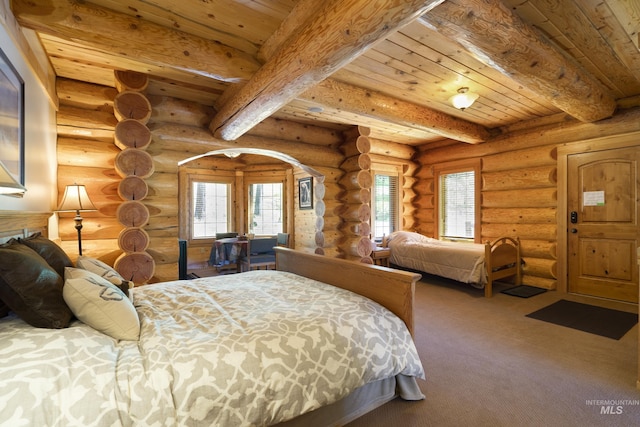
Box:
57, 184, 97, 256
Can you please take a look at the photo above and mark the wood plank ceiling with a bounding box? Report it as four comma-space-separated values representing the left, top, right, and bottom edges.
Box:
11, 0, 640, 146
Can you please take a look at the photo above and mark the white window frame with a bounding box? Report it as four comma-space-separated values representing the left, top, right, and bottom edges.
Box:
245, 173, 287, 236
180, 169, 236, 245
433, 159, 481, 243
371, 163, 402, 240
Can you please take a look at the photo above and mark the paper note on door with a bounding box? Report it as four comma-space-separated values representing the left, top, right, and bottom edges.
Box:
583, 190, 605, 206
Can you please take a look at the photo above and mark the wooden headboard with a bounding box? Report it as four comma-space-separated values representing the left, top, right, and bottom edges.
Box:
0, 211, 52, 244
275, 247, 421, 336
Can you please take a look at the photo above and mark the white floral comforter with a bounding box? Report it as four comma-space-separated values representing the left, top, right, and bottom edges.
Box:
0, 270, 424, 426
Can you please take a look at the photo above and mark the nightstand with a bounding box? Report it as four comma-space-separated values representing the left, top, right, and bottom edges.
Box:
371, 247, 391, 267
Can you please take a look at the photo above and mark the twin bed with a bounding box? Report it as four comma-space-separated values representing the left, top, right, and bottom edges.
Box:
385, 231, 522, 297
0, 211, 424, 426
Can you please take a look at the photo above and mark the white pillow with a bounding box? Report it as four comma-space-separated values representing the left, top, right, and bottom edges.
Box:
63, 267, 140, 341
76, 256, 125, 285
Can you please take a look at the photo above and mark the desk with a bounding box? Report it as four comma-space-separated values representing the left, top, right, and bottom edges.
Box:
210, 238, 248, 273
371, 247, 391, 267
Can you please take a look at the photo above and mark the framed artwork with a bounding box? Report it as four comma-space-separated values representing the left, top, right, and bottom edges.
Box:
298, 176, 313, 210
0, 48, 25, 185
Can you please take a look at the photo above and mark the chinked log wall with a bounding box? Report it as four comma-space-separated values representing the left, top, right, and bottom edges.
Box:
413, 108, 640, 291
57, 75, 421, 280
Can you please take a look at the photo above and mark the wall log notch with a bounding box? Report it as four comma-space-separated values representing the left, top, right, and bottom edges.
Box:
114, 119, 152, 150
112, 71, 158, 284
113, 90, 152, 123
338, 127, 372, 262
118, 175, 149, 201
118, 227, 150, 253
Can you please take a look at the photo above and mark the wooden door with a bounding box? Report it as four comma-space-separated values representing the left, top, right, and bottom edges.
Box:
567, 147, 639, 303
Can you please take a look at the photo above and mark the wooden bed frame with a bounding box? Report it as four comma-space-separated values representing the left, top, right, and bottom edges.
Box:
0, 211, 421, 336
484, 236, 522, 297
383, 233, 522, 298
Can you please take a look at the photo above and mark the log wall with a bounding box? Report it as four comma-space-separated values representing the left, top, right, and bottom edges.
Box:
414, 107, 640, 291
57, 75, 423, 278
338, 127, 372, 262
111, 71, 157, 284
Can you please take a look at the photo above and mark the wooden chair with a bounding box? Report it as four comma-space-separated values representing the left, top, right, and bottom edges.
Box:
240, 237, 278, 272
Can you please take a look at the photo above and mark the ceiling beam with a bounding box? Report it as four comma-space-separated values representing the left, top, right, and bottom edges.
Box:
420, 0, 617, 123
11, 0, 260, 83
301, 79, 491, 144
209, 0, 446, 141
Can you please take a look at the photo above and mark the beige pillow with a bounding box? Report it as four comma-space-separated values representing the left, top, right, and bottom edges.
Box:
63, 267, 140, 341
75, 256, 125, 286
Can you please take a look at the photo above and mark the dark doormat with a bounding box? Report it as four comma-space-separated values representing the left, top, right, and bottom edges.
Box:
501, 285, 547, 298
526, 299, 638, 340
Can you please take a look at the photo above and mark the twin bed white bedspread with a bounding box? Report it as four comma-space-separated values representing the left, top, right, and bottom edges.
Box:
0, 270, 424, 426
387, 231, 486, 287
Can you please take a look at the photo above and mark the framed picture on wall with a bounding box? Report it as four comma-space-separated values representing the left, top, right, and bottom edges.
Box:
0, 48, 25, 185
298, 177, 313, 210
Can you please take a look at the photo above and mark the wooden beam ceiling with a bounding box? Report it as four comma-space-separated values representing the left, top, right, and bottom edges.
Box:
12, 0, 622, 145
420, 0, 617, 123
11, 0, 261, 82
208, 0, 447, 141
301, 79, 492, 144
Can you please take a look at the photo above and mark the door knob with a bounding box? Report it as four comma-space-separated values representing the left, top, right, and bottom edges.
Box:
570, 228, 578, 233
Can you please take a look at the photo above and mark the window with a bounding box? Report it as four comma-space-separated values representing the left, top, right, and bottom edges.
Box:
191, 180, 232, 239
179, 169, 236, 243
371, 165, 401, 239
248, 182, 283, 235
434, 159, 481, 242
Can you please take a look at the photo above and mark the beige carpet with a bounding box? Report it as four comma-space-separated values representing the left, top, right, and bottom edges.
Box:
347, 274, 640, 427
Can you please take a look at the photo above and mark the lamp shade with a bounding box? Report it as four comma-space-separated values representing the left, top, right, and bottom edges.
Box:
0, 159, 26, 197
57, 184, 97, 212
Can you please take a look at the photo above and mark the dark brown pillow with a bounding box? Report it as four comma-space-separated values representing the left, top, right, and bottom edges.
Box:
19, 232, 74, 278
0, 241, 71, 328
0, 301, 9, 318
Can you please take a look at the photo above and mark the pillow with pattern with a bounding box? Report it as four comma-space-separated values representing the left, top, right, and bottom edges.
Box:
64, 267, 139, 341
76, 256, 126, 285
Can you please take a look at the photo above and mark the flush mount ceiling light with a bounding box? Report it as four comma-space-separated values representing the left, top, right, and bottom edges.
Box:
449, 87, 479, 110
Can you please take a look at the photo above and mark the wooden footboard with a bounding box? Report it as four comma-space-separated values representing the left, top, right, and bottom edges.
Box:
484, 237, 522, 297
275, 247, 421, 336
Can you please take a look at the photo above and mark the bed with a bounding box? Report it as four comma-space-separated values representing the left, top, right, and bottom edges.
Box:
0, 211, 424, 426
385, 231, 521, 297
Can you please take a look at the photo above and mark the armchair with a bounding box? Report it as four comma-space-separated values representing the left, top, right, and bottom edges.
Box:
240, 237, 278, 272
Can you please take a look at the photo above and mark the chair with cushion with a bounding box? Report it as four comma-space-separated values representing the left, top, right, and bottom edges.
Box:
240, 237, 278, 272
276, 232, 289, 248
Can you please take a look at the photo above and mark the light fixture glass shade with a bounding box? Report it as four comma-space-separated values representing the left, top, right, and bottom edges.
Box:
450, 87, 479, 110
57, 184, 97, 212
0, 160, 26, 197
